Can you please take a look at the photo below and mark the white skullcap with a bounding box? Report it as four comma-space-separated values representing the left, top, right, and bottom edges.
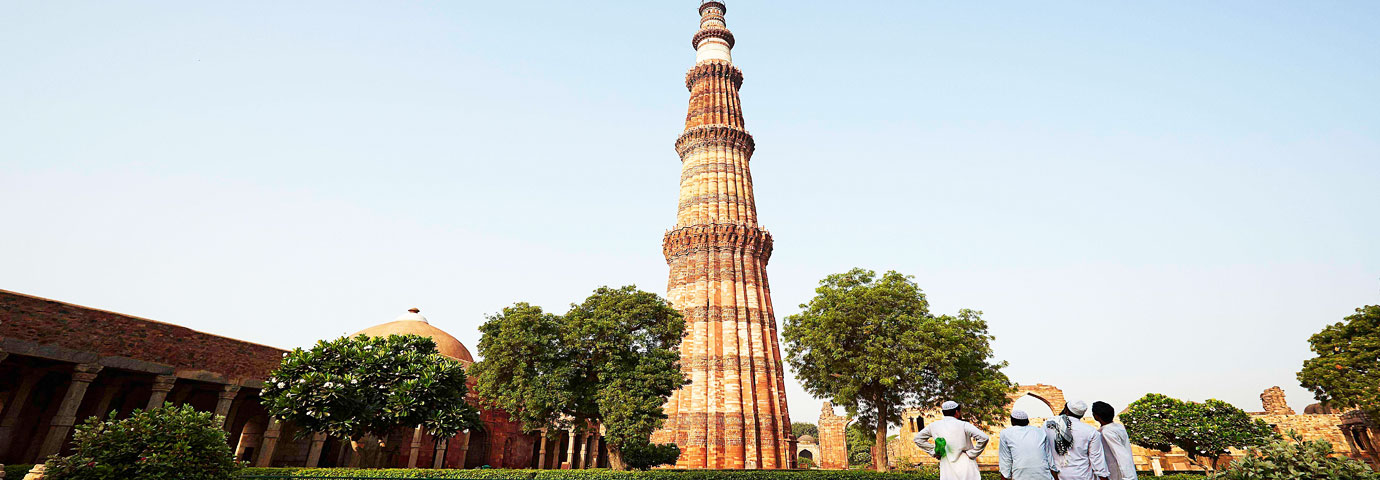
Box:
941, 401, 960, 410
1011, 409, 1028, 420
1067, 400, 1088, 417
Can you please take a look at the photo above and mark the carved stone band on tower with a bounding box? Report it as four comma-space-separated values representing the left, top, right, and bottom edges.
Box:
651, 0, 795, 470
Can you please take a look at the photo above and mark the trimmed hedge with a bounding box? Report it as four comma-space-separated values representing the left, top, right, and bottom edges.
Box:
5, 464, 36, 479
238, 468, 1210, 480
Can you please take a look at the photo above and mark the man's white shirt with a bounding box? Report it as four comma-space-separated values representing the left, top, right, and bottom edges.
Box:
1044, 416, 1110, 480
1099, 423, 1138, 480
914, 416, 990, 480
998, 425, 1059, 480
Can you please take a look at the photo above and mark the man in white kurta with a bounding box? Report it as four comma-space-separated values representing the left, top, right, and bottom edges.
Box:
1092, 401, 1138, 480
998, 409, 1059, 480
915, 401, 990, 480
1044, 400, 1109, 480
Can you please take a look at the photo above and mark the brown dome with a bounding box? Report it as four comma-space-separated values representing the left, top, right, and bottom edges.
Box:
797, 435, 817, 445
353, 309, 474, 364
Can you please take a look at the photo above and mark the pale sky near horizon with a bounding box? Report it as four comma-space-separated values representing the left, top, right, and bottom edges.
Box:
3, 1, 1378, 428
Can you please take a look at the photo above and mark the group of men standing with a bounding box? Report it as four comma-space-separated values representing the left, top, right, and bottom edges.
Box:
913, 400, 1138, 480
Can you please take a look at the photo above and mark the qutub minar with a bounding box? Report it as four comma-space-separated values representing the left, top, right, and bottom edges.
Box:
652, 1, 796, 469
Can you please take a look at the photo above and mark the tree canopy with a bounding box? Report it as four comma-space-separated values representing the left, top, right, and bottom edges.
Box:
783, 268, 1013, 471
260, 333, 480, 460
1298, 305, 1380, 424
1120, 393, 1276, 471
471, 286, 687, 470
791, 422, 819, 440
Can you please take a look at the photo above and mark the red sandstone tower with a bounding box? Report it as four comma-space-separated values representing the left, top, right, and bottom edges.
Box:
654, 1, 794, 469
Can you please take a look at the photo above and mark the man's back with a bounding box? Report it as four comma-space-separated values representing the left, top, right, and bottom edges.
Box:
1045, 417, 1109, 480
999, 425, 1056, 480
1099, 423, 1138, 480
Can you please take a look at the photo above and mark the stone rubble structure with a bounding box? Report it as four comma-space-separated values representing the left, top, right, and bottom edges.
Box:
651, 0, 795, 470
885, 383, 1379, 472
815, 402, 850, 470
0, 289, 607, 471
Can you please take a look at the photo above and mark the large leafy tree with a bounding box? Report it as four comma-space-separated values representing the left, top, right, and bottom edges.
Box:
783, 268, 1013, 471
259, 334, 480, 467
1298, 306, 1379, 441
1120, 393, 1277, 472
472, 286, 687, 470
791, 422, 819, 440
469, 303, 571, 436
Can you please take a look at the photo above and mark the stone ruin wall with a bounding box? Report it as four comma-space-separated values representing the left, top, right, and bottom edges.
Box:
816, 402, 850, 470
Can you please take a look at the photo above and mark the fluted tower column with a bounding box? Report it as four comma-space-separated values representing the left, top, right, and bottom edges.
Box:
653, 1, 794, 470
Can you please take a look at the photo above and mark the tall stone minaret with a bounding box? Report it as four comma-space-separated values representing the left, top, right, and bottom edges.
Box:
653, 1, 794, 470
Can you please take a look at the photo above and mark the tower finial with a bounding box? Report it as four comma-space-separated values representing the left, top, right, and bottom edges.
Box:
693, 1, 734, 64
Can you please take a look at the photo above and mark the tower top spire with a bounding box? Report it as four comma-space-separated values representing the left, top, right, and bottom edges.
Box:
693, 1, 734, 64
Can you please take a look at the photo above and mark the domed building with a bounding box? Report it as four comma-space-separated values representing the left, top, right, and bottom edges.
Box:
342, 309, 604, 470
354, 308, 474, 364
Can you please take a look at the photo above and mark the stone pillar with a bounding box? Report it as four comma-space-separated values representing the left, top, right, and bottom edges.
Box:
407, 427, 424, 468
90, 381, 124, 419
586, 434, 601, 468
214, 385, 240, 427
254, 419, 282, 467
431, 438, 448, 469
36, 363, 103, 461
456, 431, 471, 468
563, 430, 576, 469
575, 432, 590, 469
0, 373, 42, 457
305, 432, 327, 468
145, 375, 176, 410
536, 429, 548, 469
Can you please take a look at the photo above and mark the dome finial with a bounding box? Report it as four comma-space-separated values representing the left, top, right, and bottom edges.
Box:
408, 307, 420, 314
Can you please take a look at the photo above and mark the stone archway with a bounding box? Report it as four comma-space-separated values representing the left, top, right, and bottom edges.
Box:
1007, 384, 1066, 416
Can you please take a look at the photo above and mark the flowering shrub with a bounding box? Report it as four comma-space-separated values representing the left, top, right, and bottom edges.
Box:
43, 404, 241, 480
1216, 431, 1378, 480
1121, 393, 1276, 471
259, 333, 481, 465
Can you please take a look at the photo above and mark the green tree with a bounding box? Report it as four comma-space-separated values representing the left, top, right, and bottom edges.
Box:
792, 422, 819, 440
1298, 305, 1380, 464
259, 334, 480, 467
472, 286, 687, 470
1218, 431, 1377, 480
1120, 393, 1277, 472
43, 404, 241, 480
470, 303, 571, 437
846, 423, 874, 468
783, 268, 1013, 471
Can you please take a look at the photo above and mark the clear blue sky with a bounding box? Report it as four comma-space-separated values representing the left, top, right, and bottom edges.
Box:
3, 1, 1378, 424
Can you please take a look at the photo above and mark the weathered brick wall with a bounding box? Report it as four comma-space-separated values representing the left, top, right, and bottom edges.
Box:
1260, 386, 1295, 415
0, 289, 285, 379
817, 402, 849, 469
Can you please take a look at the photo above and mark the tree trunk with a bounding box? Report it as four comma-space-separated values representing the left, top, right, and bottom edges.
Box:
348, 435, 388, 468
873, 400, 890, 472
608, 444, 625, 471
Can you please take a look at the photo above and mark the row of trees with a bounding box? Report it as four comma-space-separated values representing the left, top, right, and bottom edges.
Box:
256, 286, 687, 471
32, 268, 1380, 478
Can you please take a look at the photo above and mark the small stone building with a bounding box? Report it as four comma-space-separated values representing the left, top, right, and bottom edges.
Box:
0, 289, 608, 470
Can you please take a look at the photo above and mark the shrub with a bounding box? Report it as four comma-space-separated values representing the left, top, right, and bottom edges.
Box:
619, 442, 681, 471
4, 464, 36, 479
1216, 431, 1378, 480
43, 404, 241, 480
